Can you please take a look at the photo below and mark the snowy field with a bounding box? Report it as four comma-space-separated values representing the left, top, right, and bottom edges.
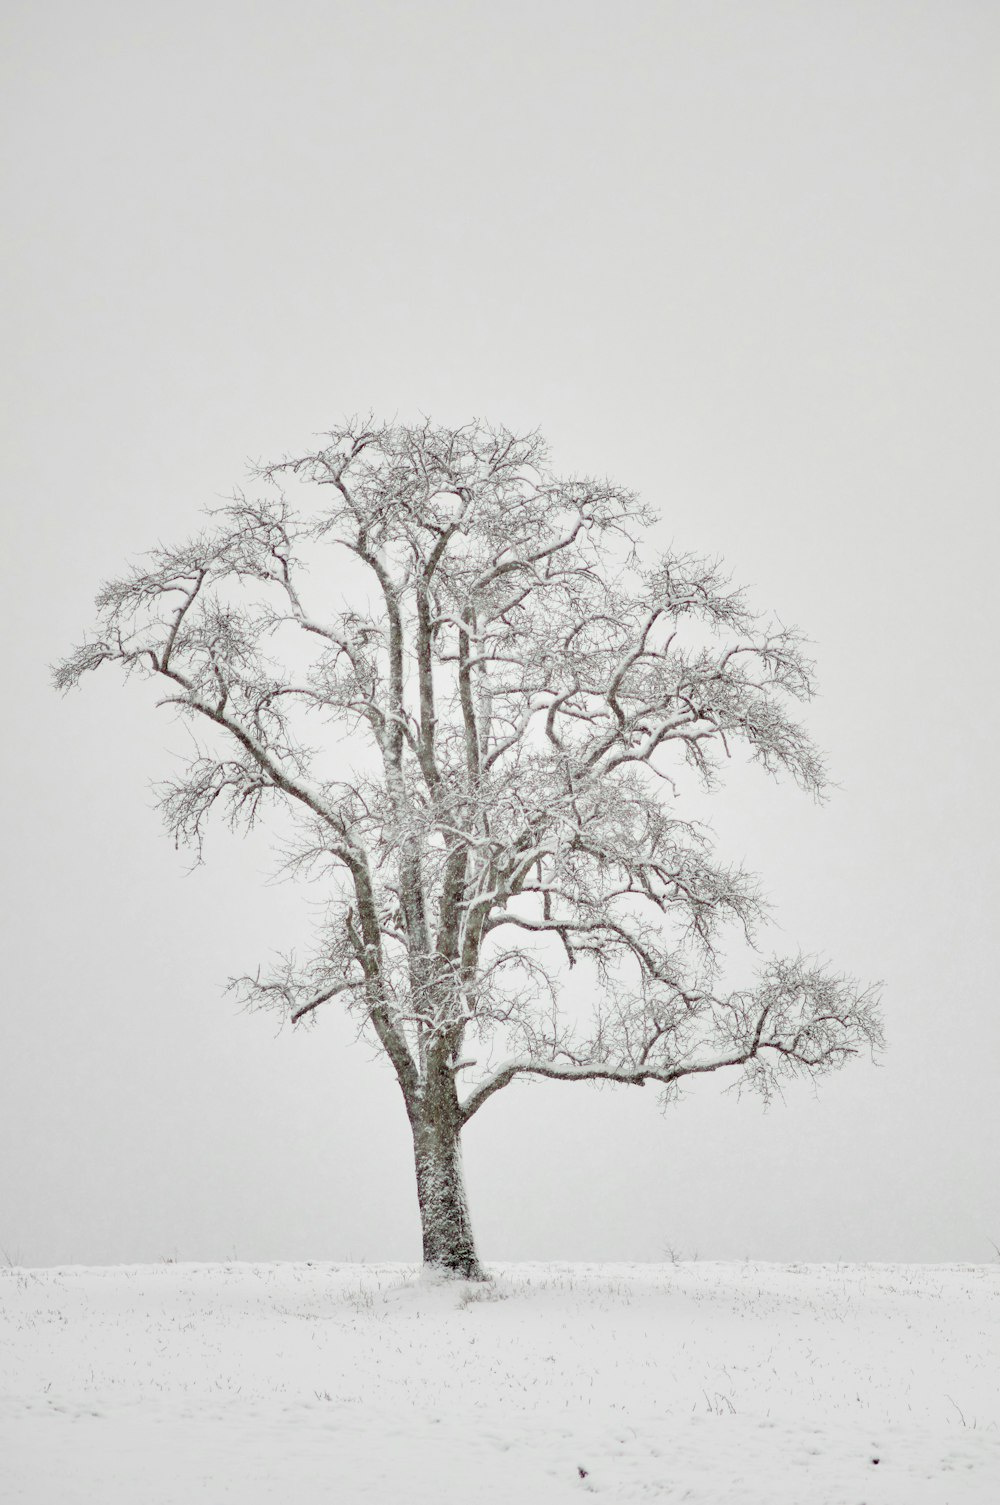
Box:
1, 1260, 997, 1503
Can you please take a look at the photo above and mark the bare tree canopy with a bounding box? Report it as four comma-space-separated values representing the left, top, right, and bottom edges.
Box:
55, 419, 882, 1277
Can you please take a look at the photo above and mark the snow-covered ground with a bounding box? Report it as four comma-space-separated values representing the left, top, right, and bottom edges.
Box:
1, 1260, 997, 1502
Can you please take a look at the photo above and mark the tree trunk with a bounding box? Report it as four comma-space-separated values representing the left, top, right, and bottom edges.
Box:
410, 1090, 484, 1280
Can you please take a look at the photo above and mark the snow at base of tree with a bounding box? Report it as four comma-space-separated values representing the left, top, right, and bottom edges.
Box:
1, 1260, 997, 1502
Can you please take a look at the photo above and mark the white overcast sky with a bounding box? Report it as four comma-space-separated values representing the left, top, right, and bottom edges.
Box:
2, 0, 998, 1266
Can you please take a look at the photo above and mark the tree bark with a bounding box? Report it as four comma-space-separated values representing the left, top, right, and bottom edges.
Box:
409, 1072, 483, 1279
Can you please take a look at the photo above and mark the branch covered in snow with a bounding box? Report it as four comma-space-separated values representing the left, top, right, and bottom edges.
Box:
55, 419, 880, 1123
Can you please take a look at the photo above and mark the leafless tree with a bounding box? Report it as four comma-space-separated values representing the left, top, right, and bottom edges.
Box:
55, 420, 881, 1278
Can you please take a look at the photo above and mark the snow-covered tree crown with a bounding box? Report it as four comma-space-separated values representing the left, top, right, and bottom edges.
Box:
55, 419, 881, 1117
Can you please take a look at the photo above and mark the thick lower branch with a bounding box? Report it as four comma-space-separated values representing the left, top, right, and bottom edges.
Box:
459, 1043, 770, 1123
